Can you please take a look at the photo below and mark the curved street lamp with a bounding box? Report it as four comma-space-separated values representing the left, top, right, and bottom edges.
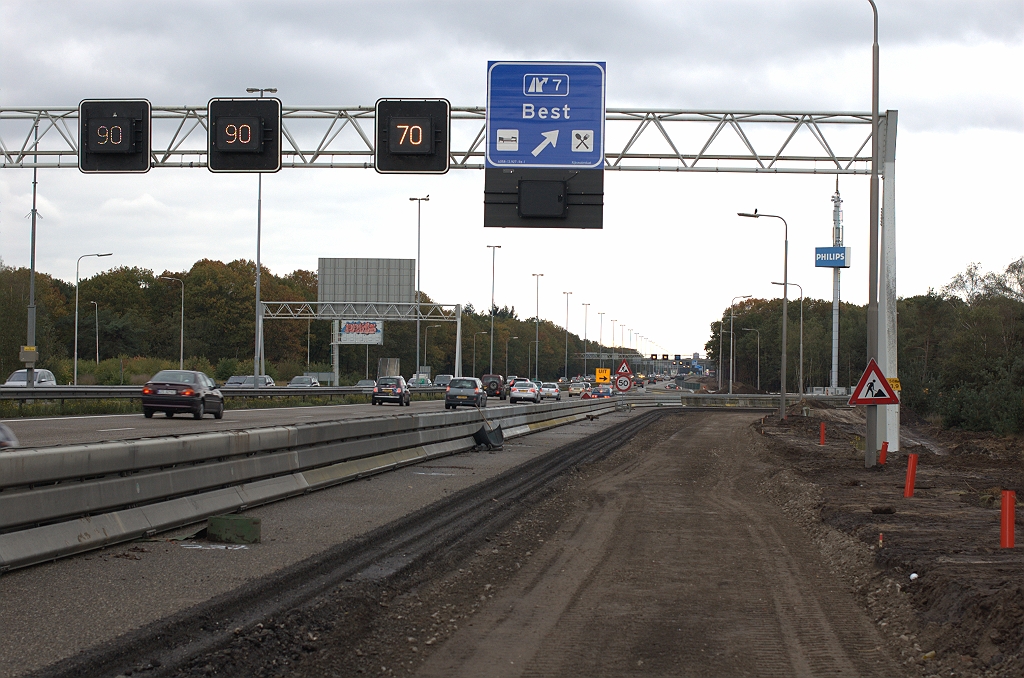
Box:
74, 252, 112, 385
505, 335, 518, 378
159, 275, 184, 369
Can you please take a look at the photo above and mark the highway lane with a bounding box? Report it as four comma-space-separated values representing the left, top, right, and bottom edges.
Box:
1, 398, 499, 448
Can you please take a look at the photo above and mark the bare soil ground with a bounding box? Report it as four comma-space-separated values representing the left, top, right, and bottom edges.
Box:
758, 403, 1024, 677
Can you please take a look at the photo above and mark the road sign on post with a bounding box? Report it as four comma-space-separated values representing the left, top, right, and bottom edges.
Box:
616, 359, 632, 377
849, 359, 900, 405
374, 99, 450, 174
207, 98, 282, 173
615, 374, 632, 392
78, 99, 151, 173
484, 61, 605, 229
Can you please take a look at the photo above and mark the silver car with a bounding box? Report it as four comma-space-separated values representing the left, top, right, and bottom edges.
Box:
3, 369, 57, 387
509, 380, 541, 404
540, 382, 561, 401
444, 377, 486, 409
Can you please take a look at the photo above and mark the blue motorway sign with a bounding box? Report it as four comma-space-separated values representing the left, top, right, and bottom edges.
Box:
815, 246, 851, 268
486, 61, 606, 169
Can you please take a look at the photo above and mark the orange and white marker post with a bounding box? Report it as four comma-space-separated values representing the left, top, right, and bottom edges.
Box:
879, 441, 888, 465
903, 453, 918, 498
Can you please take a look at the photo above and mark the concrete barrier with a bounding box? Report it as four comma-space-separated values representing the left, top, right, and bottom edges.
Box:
0, 398, 619, 571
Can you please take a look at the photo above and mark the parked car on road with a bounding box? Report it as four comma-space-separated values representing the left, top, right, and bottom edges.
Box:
3, 369, 57, 387
481, 374, 506, 400
287, 375, 320, 387
444, 377, 486, 409
372, 376, 410, 406
540, 382, 561, 401
142, 370, 224, 420
509, 380, 541, 404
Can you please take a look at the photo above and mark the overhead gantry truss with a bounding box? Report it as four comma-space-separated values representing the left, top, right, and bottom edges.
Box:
0, 106, 875, 174
261, 301, 461, 322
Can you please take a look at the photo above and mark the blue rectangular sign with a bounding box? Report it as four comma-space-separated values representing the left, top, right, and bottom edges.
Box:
486, 61, 606, 169
815, 247, 851, 268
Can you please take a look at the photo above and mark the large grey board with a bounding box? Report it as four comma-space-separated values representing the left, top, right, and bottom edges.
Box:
318, 258, 416, 303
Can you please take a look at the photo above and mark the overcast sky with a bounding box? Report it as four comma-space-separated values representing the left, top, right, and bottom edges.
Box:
1, 0, 1021, 365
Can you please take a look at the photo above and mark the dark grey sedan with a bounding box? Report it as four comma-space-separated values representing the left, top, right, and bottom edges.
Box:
444, 377, 487, 409
142, 370, 224, 419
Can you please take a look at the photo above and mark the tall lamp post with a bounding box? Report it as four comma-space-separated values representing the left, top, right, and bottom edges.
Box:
90, 301, 99, 364
487, 245, 501, 375
159, 275, 184, 369
581, 303, 590, 378
865, 0, 882, 467
562, 291, 572, 379
423, 324, 441, 380
532, 273, 543, 379
773, 281, 804, 395
742, 328, 761, 392
505, 336, 518, 377
729, 295, 752, 394
74, 252, 112, 385
245, 86, 277, 387
25, 121, 39, 388
410, 196, 430, 381
472, 331, 488, 377
739, 210, 788, 419
610, 319, 617, 367
597, 312, 605, 368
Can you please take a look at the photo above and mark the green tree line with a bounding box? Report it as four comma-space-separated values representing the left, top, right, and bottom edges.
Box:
705, 258, 1024, 433
0, 259, 623, 385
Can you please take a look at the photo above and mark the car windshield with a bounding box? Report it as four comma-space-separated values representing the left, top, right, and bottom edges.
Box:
152, 370, 196, 384
378, 378, 400, 386
290, 377, 311, 384
356, 380, 375, 386
450, 379, 476, 389
514, 382, 533, 389
543, 383, 557, 388
7, 370, 27, 381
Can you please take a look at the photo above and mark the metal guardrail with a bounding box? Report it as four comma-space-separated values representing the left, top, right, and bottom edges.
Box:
0, 397, 622, 571
0, 385, 446, 400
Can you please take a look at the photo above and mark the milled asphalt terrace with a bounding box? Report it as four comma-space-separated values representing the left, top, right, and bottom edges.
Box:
0, 408, 640, 678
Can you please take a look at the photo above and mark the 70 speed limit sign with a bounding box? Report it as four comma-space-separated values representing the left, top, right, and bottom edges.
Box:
615, 375, 632, 392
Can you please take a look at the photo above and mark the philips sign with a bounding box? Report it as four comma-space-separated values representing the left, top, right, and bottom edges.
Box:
815, 247, 851, 268
335, 320, 384, 345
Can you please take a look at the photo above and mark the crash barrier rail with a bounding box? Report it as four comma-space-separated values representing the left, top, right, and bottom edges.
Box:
0, 384, 446, 401
676, 393, 852, 408
0, 397, 621, 571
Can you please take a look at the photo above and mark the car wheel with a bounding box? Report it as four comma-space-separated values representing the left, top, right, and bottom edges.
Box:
481, 397, 487, 407
165, 411, 174, 418
143, 408, 154, 418
214, 402, 224, 420
194, 401, 205, 420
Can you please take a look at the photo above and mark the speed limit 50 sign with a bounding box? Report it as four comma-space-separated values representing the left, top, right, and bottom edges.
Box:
615, 375, 632, 392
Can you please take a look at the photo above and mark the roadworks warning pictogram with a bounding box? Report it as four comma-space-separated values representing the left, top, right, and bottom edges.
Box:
849, 359, 900, 405
616, 359, 633, 376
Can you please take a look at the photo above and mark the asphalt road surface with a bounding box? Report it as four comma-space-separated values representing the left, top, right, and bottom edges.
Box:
1, 398, 468, 448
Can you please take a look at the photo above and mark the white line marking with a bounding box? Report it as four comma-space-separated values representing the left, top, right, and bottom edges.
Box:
97, 427, 135, 432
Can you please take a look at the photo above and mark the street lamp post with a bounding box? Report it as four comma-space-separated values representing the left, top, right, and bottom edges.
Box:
423, 324, 441, 380
159, 275, 184, 369
739, 210, 788, 419
90, 301, 99, 364
563, 291, 572, 379
505, 336, 518, 378
742, 328, 761, 392
729, 295, 752, 394
718, 320, 724, 391
487, 245, 500, 375
532, 273, 543, 379
26, 121, 39, 388
597, 312, 605, 368
410, 196, 430, 381
866, 0, 882, 467
74, 252, 112, 385
581, 303, 589, 377
472, 331, 488, 378
610, 320, 617, 367
245, 87, 277, 388
773, 281, 804, 395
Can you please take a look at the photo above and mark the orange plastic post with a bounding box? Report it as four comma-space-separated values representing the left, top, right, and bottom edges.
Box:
879, 441, 888, 465
903, 453, 918, 498
1001, 490, 1016, 548
819, 422, 826, 446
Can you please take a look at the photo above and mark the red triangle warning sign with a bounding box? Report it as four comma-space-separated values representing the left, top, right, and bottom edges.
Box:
616, 359, 633, 376
849, 359, 900, 405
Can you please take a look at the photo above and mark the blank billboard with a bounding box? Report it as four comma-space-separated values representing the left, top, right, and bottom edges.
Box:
318, 258, 416, 303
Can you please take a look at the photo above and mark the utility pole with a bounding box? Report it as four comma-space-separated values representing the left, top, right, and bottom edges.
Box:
245, 86, 277, 387
25, 121, 39, 387
410, 195, 429, 381
532, 273, 543, 379
487, 245, 500, 375
582, 303, 590, 377
563, 291, 572, 379
598, 312, 605, 368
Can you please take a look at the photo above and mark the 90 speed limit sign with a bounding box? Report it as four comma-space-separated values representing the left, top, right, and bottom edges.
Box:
615, 375, 632, 392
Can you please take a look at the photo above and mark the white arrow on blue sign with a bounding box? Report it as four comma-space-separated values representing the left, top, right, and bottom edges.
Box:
486, 61, 606, 169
